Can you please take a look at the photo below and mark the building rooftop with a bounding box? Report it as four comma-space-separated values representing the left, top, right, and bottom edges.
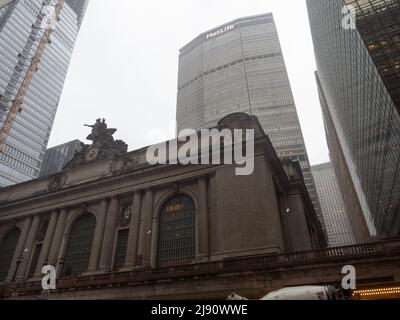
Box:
179, 12, 274, 55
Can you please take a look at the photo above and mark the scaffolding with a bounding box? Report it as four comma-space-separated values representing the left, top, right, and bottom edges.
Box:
0, 0, 65, 153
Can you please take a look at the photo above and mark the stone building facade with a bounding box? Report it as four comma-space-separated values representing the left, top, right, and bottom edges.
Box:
176, 13, 324, 232
0, 114, 325, 299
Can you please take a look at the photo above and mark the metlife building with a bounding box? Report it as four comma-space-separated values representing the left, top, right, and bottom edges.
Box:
176, 13, 324, 228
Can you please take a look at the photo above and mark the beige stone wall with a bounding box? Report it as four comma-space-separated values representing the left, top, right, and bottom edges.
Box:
210, 157, 285, 259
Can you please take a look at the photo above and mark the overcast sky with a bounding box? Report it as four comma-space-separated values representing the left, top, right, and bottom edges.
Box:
48, 0, 330, 165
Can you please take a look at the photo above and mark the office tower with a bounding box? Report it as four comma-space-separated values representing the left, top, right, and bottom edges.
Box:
65, 0, 89, 29
316, 72, 371, 243
176, 13, 323, 227
307, 0, 400, 239
344, 0, 399, 110
39, 139, 82, 177
0, 0, 89, 187
0, 1, 15, 10
312, 162, 355, 247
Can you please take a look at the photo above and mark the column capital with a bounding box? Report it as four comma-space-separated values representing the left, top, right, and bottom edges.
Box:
55, 207, 69, 215
144, 188, 156, 194
102, 196, 120, 204
198, 175, 209, 183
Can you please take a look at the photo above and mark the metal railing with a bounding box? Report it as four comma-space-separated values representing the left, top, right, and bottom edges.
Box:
1, 239, 399, 297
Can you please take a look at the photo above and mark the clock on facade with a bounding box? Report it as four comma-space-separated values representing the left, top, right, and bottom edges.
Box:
85, 146, 99, 162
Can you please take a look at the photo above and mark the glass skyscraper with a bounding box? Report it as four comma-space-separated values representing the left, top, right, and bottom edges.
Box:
344, 0, 400, 111
312, 162, 355, 247
0, 0, 88, 187
176, 13, 323, 226
315, 71, 371, 243
307, 0, 400, 238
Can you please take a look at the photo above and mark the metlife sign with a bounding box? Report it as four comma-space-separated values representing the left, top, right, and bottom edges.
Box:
206, 24, 235, 40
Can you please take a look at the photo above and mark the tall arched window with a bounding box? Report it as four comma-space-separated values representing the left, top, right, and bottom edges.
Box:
157, 195, 196, 267
62, 213, 96, 276
0, 228, 21, 281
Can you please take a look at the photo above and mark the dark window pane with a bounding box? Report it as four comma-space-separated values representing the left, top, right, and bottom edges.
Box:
157, 195, 195, 267
114, 229, 129, 269
0, 228, 20, 281
62, 213, 96, 276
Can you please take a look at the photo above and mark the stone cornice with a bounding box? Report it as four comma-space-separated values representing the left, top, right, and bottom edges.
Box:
0, 163, 218, 221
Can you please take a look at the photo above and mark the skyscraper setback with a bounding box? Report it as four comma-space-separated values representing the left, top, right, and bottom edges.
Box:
176, 13, 323, 226
312, 162, 355, 247
0, 0, 88, 187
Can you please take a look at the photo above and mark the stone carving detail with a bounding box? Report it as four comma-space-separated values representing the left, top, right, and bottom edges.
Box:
117, 198, 132, 227
81, 203, 88, 213
48, 172, 66, 191
119, 154, 141, 173
64, 119, 128, 170
84, 119, 128, 153
121, 154, 139, 171
36, 215, 50, 242
118, 152, 150, 174
171, 183, 180, 194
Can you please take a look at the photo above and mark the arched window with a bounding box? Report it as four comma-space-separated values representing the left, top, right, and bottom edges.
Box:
157, 195, 196, 267
62, 213, 96, 276
0, 228, 21, 281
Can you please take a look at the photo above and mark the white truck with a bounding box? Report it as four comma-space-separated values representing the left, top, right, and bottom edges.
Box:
260, 286, 337, 300
228, 285, 348, 300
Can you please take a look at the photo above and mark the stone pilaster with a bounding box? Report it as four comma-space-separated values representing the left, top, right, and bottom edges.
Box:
99, 198, 119, 271
87, 199, 108, 272
48, 209, 67, 267
150, 208, 159, 268
15, 215, 40, 281
34, 210, 58, 277
197, 177, 210, 259
124, 191, 143, 268
5, 216, 32, 282
137, 189, 154, 267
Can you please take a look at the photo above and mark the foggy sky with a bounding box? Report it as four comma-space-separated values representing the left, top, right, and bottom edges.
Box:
49, 0, 330, 165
